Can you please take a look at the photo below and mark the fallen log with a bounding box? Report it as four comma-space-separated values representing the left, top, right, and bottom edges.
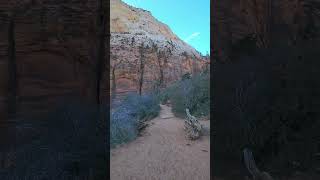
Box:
243, 148, 274, 180
184, 109, 202, 140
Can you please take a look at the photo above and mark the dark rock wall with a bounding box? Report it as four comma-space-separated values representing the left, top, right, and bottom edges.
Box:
0, 0, 108, 120
213, 0, 319, 61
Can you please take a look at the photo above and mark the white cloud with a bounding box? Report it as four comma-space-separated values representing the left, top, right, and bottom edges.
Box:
184, 32, 200, 43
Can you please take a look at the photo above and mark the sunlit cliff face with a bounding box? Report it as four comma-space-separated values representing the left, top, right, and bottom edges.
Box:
110, 0, 178, 40
110, 0, 208, 98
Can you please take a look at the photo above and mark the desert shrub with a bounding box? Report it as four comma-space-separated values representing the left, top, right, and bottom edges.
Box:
160, 71, 210, 118
110, 93, 160, 148
124, 93, 160, 120
158, 83, 178, 104
181, 72, 192, 80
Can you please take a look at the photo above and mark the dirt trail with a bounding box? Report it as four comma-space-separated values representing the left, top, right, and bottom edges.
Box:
110, 104, 210, 180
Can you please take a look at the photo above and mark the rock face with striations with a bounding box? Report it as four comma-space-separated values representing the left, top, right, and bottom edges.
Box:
0, 0, 108, 120
110, 0, 208, 99
213, 0, 320, 61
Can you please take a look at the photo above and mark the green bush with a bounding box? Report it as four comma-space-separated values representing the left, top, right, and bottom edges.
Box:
158, 83, 177, 104
160, 71, 210, 118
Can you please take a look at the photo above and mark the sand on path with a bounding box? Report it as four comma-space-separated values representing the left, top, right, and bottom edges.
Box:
110, 104, 210, 180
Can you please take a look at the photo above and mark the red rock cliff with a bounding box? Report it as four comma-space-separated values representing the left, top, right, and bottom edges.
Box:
0, 0, 108, 120
110, 0, 209, 99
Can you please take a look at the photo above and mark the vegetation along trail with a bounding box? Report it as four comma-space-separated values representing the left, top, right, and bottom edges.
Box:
110, 104, 210, 180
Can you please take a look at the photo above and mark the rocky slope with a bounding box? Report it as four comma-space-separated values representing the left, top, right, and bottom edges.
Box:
110, 0, 208, 98
111, 0, 202, 57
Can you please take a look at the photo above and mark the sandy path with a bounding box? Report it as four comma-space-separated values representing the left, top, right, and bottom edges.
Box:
110, 104, 210, 180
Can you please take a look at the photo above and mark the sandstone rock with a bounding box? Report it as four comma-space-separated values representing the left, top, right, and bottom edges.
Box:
0, 0, 107, 120
110, 0, 209, 98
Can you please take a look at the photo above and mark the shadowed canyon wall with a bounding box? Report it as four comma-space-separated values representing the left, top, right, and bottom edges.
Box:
0, 0, 108, 120
213, 0, 320, 61
213, 0, 320, 178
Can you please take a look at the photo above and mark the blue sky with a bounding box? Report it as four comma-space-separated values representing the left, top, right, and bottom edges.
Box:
122, 0, 210, 55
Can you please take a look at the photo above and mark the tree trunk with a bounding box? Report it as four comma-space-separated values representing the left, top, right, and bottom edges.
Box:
138, 48, 145, 96
8, 17, 17, 118
159, 66, 164, 86
138, 60, 144, 96
156, 55, 164, 87
111, 67, 116, 100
